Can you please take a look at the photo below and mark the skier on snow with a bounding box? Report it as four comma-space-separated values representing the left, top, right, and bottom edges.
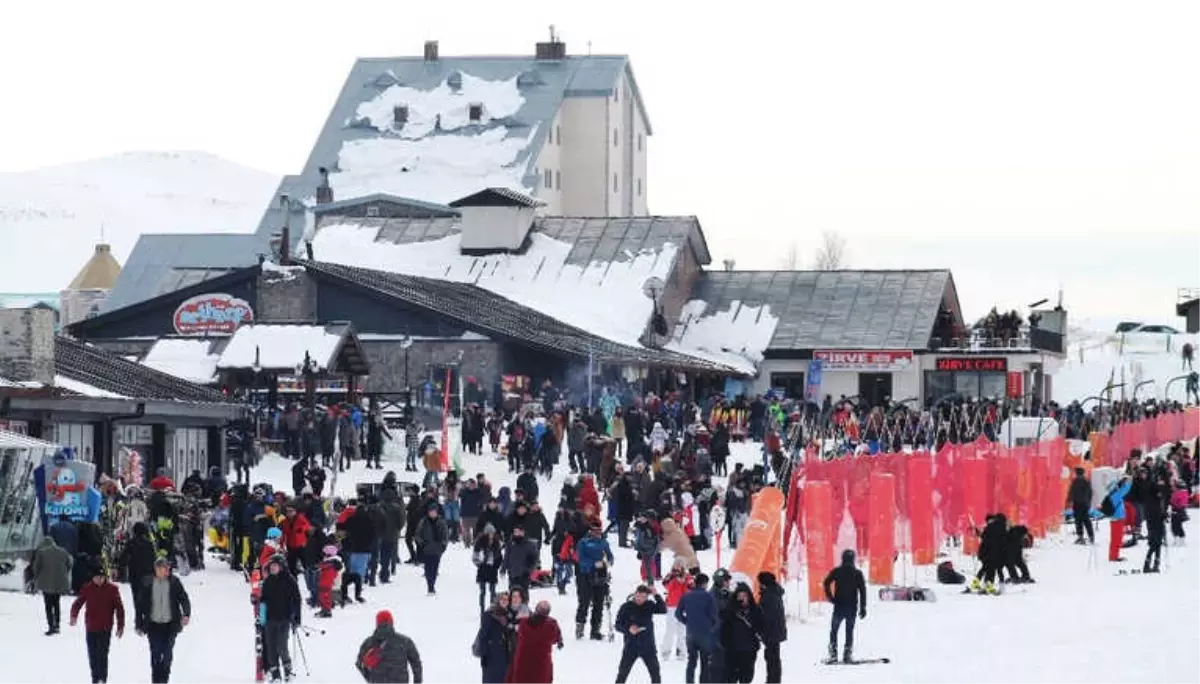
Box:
258, 555, 302, 682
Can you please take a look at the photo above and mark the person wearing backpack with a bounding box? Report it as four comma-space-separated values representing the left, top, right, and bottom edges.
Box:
1103, 476, 1133, 562
356, 610, 423, 683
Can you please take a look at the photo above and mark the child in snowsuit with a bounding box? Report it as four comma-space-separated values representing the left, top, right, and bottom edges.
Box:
317, 545, 342, 617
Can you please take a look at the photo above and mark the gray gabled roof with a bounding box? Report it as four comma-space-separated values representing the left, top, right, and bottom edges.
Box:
107, 53, 643, 313
685, 270, 955, 350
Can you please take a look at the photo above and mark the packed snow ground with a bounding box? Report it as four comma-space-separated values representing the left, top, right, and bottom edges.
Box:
2, 441, 1197, 683
1052, 331, 1198, 404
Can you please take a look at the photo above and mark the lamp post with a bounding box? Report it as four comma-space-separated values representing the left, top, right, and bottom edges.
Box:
400, 336, 413, 427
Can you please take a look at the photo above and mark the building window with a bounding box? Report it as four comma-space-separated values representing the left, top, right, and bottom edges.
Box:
769, 372, 806, 400
393, 105, 408, 128
547, 127, 553, 145
636, 178, 642, 197
366, 205, 380, 217
468, 103, 483, 122
614, 88, 619, 102
613, 128, 619, 147
556, 125, 561, 143
555, 170, 561, 190
637, 133, 643, 152
613, 172, 618, 192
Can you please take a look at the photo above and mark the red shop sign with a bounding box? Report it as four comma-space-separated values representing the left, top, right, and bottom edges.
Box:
173, 293, 254, 336
1006, 371, 1024, 398
936, 357, 1008, 372
813, 350, 914, 372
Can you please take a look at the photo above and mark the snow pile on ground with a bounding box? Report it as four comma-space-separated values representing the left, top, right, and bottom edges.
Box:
1052, 330, 1198, 403
331, 73, 538, 204
218, 325, 344, 371
140, 339, 220, 384
3, 440, 1196, 683
667, 299, 780, 375
0, 151, 279, 292
313, 225, 679, 348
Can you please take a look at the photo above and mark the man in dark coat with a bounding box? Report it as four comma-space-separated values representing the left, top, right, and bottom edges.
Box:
1003, 525, 1034, 583
259, 555, 302, 682
756, 572, 787, 683
615, 585, 667, 683
357, 610, 423, 683
974, 514, 1008, 590
822, 549, 866, 663
120, 522, 158, 602
379, 488, 405, 583
134, 558, 192, 683
720, 583, 764, 684
1068, 467, 1094, 544
32, 537, 72, 635
516, 464, 540, 504
415, 507, 449, 595
502, 526, 540, 593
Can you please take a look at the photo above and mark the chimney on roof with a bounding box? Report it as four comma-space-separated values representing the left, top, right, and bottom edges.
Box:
424, 40, 439, 61
535, 25, 566, 60
0, 307, 55, 387
279, 194, 292, 265
316, 167, 333, 205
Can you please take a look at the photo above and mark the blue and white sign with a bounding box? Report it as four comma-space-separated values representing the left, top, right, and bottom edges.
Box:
805, 359, 824, 401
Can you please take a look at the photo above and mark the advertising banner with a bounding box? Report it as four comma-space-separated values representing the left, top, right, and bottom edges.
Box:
33, 447, 102, 534
813, 350, 913, 372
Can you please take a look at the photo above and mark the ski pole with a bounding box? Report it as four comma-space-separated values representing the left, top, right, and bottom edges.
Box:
297, 625, 326, 637
292, 626, 312, 677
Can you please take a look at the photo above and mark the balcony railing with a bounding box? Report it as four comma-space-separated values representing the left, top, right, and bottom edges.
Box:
930, 326, 1065, 354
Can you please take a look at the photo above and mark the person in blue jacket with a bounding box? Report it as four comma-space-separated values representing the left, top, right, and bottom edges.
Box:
1106, 476, 1133, 562
574, 522, 614, 640
615, 584, 667, 683
674, 573, 718, 684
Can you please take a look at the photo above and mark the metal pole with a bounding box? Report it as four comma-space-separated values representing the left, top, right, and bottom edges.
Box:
1132, 380, 1155, 402
1164, 374, 1190, 402
587, 346, 595, 410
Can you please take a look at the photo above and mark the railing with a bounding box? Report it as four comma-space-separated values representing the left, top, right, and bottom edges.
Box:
929, 326, 1065, 354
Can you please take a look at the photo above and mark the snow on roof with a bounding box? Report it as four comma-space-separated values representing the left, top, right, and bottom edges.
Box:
312, 223, 678, 347
218, 324, 345, 371
141, 338, 220, 384
665, 299, 780, 376
0, 428, 59, 450
331, 73, 538, 205
54, 374, 128, 399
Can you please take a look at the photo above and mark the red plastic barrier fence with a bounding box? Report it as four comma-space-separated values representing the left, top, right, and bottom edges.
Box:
907, 454, 935, 565
961, 457, 988, 555
804, 481, 834, 602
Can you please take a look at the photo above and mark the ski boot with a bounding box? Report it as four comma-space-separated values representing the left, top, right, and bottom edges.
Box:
1074, 537, 1087, 545
589, 631, 604, 641
843, 647, 854, 664
284, 665, 295, 682
984, 582, 999, 595
268, 668, 283, 683
575, 623, 585, 640
968, 577, 982, 593
825, 643, 838, 664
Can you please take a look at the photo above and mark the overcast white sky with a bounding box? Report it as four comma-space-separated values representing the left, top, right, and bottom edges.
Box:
3, 0, 1197, 327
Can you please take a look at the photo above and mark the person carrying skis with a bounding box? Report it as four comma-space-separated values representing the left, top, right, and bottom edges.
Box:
615, 584, 668, 683
69, 565, 125, 684
574, 521, 614, 640
822, 549, 867, 664
356, 610, 423, 683
674, 573, 717, 684
134, 558, 192, 683
259, 555, 302, 682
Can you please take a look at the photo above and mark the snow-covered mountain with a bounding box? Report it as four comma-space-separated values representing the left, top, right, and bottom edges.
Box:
0, 151, 279, 292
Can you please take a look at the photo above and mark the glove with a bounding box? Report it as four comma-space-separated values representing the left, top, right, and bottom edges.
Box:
858, 608, 866, 620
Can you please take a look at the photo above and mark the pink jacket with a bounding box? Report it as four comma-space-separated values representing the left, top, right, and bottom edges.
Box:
1170, 489, 1189, 510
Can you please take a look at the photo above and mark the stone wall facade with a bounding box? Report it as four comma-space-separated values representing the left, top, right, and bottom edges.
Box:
0, 308, 56, 385
361, 339, 502, 393
257, 270, 317, 324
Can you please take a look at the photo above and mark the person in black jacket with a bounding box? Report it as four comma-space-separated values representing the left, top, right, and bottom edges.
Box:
972, 514, 1007, 592
1003, 525, 1034, 583
379, 489, 405, 583
120, 523, 158, 601
720, 583, 764, 684
1143, 473, 1170, 573
474, 499, 508, 543
615, 585, 667, 683
260, 555, 302, 682
516, 465, 540, 504
756, 572, 787, 683
134, 559, 191, 683
341, 504, 376, 603
1068, 467, 1094, 544
822, 549, 866, 663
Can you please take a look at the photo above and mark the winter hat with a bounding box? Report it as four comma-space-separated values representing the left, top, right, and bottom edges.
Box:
154, 557, 171, 568
841, 549, 856, 565
376, 610, 394, 627
266, 527, 283, 540
322, 545, 339, 557
483, 523, 497, 536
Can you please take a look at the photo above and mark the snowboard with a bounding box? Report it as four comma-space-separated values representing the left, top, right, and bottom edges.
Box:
822, 657, 891, 665
879, 586, 936, 602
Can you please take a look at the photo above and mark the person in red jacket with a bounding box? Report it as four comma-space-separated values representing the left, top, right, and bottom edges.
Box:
281, 505, 313, 576
70, 566, 125, 683
506, 600, 562, 684
577, 476, 600, 518
660, 561, 693, 660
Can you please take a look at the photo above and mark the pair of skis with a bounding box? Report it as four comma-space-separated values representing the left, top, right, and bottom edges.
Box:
821, 657, 891, 665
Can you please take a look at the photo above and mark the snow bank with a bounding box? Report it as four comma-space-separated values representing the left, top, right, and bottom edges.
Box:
1053, 331, 1198, 402
140, 339, 220, 384
332, 73, 538, 205
218, 325, 343, 371
312, 224, 679, 348
666, 299, 780, 375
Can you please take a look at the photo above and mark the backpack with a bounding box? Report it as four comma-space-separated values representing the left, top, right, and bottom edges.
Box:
1099, 492, 1115, 517
470, 628, 484, 658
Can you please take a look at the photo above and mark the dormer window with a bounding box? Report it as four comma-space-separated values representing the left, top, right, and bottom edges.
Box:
468, 103, 483, 123
366, 205, 381, 217
393, 105, 408, 128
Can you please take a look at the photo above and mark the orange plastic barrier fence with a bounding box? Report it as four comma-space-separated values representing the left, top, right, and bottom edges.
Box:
868, 472, 895, 585
728, 486, 784, 594
907, 455, 935, 565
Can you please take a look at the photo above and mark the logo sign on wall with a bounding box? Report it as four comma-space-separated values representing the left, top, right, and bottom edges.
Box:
33, 448, 102, 533
173, 293, 254, 335
813, 350, 914, 372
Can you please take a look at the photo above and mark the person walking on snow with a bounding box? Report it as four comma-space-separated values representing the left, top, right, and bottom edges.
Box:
134, 558, 192, 683
674, 573, 718, 684
259, 555, 302, 682
659, 561, 692, 660
822, 549, 867, 664
70, 565, 125, 684
574, 522, 614, 640
508, 600, 563, 684
615, 584, 668, 683
356, 610, 423, 683
416, 505, 449, 595
1068, 467, 1095, 544
31, 535, 72, 635
756, 572, 787, 684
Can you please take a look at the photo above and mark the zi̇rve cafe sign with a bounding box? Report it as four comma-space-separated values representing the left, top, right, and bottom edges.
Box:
173, 293, 254, 335
813, 350, 914, 372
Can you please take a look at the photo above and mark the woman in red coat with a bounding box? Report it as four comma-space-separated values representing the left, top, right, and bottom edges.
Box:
576, 476, 600, 518
506, 601, 562, 684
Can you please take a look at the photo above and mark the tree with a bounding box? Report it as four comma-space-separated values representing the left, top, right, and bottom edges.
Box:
811, 231, 847, 270
778, 242, 801, 270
